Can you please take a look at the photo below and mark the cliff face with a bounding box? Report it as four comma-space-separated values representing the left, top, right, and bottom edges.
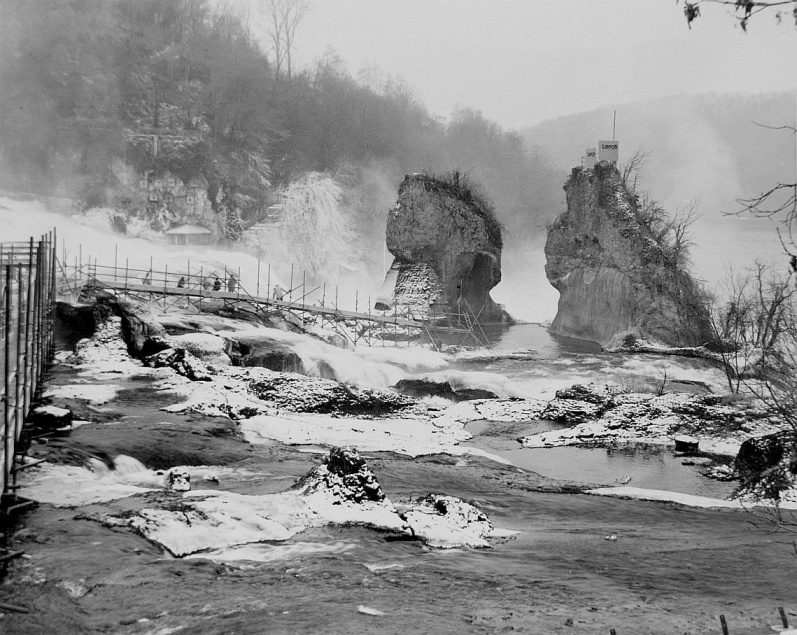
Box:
382, 174, 505, 322
545, 163, 712, 349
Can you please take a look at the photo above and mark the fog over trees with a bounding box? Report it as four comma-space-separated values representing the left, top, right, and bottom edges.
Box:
0, 0, 563, 271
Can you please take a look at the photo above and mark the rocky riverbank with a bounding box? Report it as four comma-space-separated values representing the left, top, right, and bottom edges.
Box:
3, 300, 797, 634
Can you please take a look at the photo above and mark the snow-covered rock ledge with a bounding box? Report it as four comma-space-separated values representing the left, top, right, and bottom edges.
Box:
97, 447, 516, 557
520, 384, 782, 457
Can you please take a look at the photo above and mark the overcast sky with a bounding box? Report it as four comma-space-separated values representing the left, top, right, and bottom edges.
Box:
282, 0, 796, 130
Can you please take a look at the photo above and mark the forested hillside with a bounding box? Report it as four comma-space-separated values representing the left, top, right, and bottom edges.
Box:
523, 92, 796, 213
0, 0, 563, 268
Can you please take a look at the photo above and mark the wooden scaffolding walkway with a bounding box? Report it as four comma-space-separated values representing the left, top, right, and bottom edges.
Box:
71, 262, 487, 349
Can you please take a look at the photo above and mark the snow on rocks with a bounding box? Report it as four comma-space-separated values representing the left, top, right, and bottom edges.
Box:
26, 405, 73, 430
238, 411, 506, 460
43, 383, 124, 405
101, 448, 513, 558
400, 494, 517, 549
168, 332, 231, 366
66, 316, 149, 378
246, 372, 414, 415
294, 446, 385, 502
588, 485, 797, 510
145, 347, 214, 382
521, 383, 779, 454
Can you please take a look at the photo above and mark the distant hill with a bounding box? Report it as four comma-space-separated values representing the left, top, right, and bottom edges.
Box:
522, 92, 796, 215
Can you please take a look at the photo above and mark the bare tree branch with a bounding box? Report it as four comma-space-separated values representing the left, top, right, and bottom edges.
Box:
678, 0, 797, 29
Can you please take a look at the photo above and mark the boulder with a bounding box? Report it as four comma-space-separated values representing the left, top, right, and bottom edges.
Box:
247, 373, 413, 415
295, 447, 385, 503
144, 347, 213, 381
401, 494, 496, 549
166, 469, 191, 492
545, 162, 712, 349
392, 379, 497, 402
673, 434, 699, 455
735, 431, 796, 499
225, 337, 305, 374
382, 174, 506, 323
27, 405, 73, 430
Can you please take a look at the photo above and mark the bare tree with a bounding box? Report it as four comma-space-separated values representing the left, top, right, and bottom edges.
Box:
619, 148, 651, 195
708, 263, 796, 393
620, 151, 700, 269
260, 0, 309, 79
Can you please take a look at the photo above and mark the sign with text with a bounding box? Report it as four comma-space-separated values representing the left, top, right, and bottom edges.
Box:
598, 140, 619, 163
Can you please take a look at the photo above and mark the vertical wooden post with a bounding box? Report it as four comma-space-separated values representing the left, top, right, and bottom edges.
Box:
48, 230, 57, 358
289, 263, 294, 303
125, 258, 129, 290
779, 607, 789, 628
14, 263, 25, 463
22, 241, 34, 421
114, 244, 118, 282
3, 259, 14, 492
301, 271, 306, 326
719, 615, 728, 635
257, 260, 261, 297
31, 240, 42, 401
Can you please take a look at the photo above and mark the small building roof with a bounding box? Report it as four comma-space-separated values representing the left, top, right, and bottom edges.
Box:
166, 224, 212, 235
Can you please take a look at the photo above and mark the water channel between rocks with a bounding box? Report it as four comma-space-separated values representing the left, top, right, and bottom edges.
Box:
452, 322, 736, 499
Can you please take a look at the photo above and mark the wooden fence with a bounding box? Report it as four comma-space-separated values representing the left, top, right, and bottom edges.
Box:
0, 234, 57, 504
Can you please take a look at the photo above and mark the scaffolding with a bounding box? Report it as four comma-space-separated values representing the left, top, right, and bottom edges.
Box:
65, 259, 488, 350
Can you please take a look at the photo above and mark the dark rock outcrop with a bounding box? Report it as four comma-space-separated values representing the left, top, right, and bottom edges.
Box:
392, 379, 498, 402
97, 296, 170, 357
247, 374, 414, 415
735, 431, 797, 499
26, 405, 73, 431
225, 337, 307, 374
545, 163, 712, 349
381, 174, 506, 322
144, 347, 213, 381
296, 447, 385, 503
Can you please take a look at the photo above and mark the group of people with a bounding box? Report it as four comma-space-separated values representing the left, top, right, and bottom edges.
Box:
141, 270, 237, 292
196, 272, 237, 292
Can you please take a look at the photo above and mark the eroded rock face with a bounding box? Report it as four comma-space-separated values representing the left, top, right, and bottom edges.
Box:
545, 163, 712, 349
382, 174, 505, 322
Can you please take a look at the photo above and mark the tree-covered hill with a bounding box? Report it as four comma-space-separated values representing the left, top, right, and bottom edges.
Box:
0, 0, 563, 256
